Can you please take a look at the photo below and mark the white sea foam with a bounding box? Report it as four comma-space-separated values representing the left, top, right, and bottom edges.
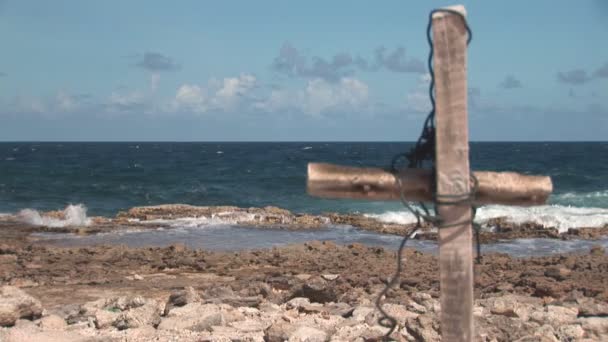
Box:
366, 204, 608, 233
144, 211, 258, 228
17, 204, 91, 227
365, 211, 418, 225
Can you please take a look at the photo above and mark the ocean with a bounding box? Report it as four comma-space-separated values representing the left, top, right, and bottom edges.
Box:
1, 142, 608, 251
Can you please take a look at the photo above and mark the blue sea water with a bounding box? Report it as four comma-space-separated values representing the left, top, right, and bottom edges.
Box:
1, 142, 608, 233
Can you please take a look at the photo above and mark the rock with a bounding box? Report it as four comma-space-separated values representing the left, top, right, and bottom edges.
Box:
285, 297, 322, 314
556, 324, 585, 340
133, 274, 144, 280
91, 308, 119, 329
285, 297, 353, 318
169, 243, 187, 252
241, 281, 272, 298
406, 314, 440, 342
331, 324, 390, 341
406, 301, 427, 314
113, 298, 162, 329
0, 254, 17, 265
204, 285, 234, 298
351, 306, 375, 323
0, 329, 91, 342
8, 278, 38, 288
204, 285, 262, 307
490, 299, 523, 318
159, 312, 222, 332
0, 286, 43, 326
158, 303, 243, 332
164, 286, 202, 315
496, 282, 514, 292
532, 324, 559, 342
590, 245, 605, 256
228, 318, 267, 333
366, 304, 417, 327
331, 324, 373, 341
290, 326, 327, 342
294, 274, 312, 281
322, 274, 339, 281
577, 317, 608, 338
325, 302, 354, 317
238, 307, 261, 316
210, 325, 266, 341
79, 295, 162, 329
291, 276, 337, 303
576, 297, 608, 317
120, 326, 158, 341
483, 295, 541, 321
266, 311, 345, 341
411, 292, 440, 313
265, 321, 296, 342
259, 301, 281, 313
530, 305, 578, 326
39, 314, 67, 330
166, 312, 224, 331
544, 267, 571, 281
218, 295, 263, 308
473, 305, 486, 318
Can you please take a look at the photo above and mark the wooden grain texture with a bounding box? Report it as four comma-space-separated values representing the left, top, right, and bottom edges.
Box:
432, 8, 474, 342
307, 163, 553, 206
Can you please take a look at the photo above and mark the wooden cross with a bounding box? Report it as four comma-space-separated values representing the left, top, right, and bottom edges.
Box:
306, 5, 553, 341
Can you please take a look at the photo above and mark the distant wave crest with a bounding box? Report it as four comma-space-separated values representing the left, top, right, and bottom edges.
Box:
366, 204, 608, 233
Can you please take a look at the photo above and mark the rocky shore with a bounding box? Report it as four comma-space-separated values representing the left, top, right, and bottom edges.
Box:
0, 205, 607, 340
5, 204, 608, 242
1, 221, 608, 341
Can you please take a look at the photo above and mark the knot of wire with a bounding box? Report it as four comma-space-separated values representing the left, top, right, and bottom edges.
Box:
373, 8, 480, 340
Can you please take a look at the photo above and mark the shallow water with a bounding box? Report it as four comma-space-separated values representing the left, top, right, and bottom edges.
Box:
34, 224, 608, 258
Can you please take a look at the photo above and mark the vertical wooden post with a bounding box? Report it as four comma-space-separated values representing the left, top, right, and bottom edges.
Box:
432, 5, 474, 342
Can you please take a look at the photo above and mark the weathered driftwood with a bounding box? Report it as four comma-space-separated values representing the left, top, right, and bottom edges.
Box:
307, 163, 553, 206
432, 6, 475, 341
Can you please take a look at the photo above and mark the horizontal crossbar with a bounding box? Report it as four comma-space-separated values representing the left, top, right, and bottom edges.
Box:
307, 163, 552, 206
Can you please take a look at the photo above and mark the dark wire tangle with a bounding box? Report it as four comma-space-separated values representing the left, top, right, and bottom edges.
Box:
376, 8, 479, 340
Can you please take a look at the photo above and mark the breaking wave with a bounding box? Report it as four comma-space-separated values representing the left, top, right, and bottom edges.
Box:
366, 204, 608, 233
17, 204, 91, 227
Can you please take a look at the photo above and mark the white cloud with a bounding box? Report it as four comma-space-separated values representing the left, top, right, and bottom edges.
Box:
173, 84, 207, 113
212, 74, 256, 110
3, 73, 370, 118
253, 88, 294, 112
255, 77, 369, 115
171, 74, 257, 114
304, 77, 369, 115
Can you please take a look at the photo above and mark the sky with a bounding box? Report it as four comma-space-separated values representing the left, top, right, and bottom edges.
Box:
0, 0, 607, 141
